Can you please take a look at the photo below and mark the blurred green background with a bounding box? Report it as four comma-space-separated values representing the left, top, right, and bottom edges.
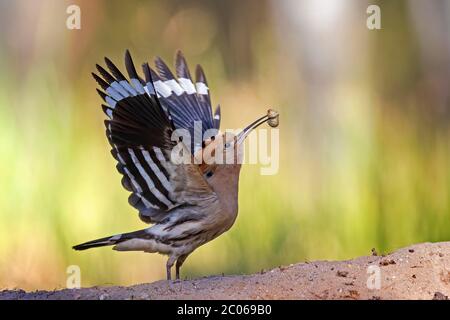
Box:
0, 0, 449, 290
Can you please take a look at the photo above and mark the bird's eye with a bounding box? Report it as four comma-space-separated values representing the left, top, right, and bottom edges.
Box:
205, 171, 213, 178
224, 142, 231, 149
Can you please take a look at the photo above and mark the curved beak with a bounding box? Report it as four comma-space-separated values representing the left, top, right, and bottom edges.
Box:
237, 109, 279, 145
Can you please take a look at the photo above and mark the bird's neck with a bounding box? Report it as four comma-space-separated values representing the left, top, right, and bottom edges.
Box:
210, 165, 241, 218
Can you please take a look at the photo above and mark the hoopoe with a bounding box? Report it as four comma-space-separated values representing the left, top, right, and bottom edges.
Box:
73, 50, 279, 280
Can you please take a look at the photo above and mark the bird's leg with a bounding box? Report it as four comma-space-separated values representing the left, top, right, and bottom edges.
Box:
166, 256, 176, 281
175, 254, 188, 280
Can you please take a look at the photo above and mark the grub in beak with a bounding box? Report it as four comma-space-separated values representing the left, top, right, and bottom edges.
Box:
237, 109, 279, 144
267, 109, 279, 128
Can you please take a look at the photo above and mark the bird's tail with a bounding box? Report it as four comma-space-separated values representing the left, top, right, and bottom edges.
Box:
73, 229, 148, 251
73, 234, 124, 250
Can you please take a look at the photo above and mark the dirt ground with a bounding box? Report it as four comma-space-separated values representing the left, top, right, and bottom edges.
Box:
1, 241, 450, 300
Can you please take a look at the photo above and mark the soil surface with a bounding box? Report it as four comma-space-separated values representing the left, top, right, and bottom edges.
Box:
1, 242, 450, 300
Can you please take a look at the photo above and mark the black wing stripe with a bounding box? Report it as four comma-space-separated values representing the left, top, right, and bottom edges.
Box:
96, 64, 117, 84
93, 71, 125, 102
127, 148, 173, 208
153, 87, 198, 128
114, 148, 160, 209
173, 52, 206, 124
150, 51, 218, 153
155, 57, 177, 83
142, 63, 157, 96
102, 104, 114, 119
148, 148, 170, 181
95, 64, 130, 99
124, 50, 140, 80
92, 73, 109, 90
96, 89, 118, 109
150, 66, 173, 98
135, 148, 172, 198
195, 64, 214, 128
108, 94, 175, 149
143, 63, 174, 124
141, 148, 172, 192
128, 193, 148, 212
104, 57, 139, 97
124, 50, 146, 95
119, 148, 168, 210
121, 175, 133, 192
150, 67, 202, 130
112, 151, 137, 193
175, 50, 192, 80
105, 57, 127, 81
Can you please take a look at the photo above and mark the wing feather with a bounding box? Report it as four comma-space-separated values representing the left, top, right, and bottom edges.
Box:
93, 50, 217, 223
150, 51, 219, 153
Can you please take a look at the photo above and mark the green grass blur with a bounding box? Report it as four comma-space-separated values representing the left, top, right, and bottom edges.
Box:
0, 0, 449, 289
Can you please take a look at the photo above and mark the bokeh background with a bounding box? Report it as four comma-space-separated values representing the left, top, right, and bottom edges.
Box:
1, 0, 450, 290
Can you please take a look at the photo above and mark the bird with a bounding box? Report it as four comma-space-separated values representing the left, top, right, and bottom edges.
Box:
73, 50, 279, 280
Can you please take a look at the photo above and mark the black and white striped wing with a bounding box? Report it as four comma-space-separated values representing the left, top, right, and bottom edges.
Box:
92, 50, 215, 223
152, 51, 221, 154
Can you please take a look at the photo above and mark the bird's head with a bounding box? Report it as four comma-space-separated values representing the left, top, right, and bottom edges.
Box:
196, 109, 279, 179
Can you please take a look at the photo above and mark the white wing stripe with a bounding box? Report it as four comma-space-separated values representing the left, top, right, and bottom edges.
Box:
116, 149, 125, 164
128, 148, 173, 208
123, 167, 144, 194
111, 81, 130, 98
154, 80, 172, 98
106, 86, 124, 101
106, 79, 148, 106
164, 79, 184, 96
119, 80, 138, 96
135, 193, 157, 209
106, 96, 117, 108
153, 147, 169, 168
115, 149, 151, 208
131, 78, 146, 94
178, 78, 196, 94
145, 82, 155, 95
142, 150, 173, 192
106, 109, 113, 119
195, 82, 209, 95
115, 147, 160, 209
